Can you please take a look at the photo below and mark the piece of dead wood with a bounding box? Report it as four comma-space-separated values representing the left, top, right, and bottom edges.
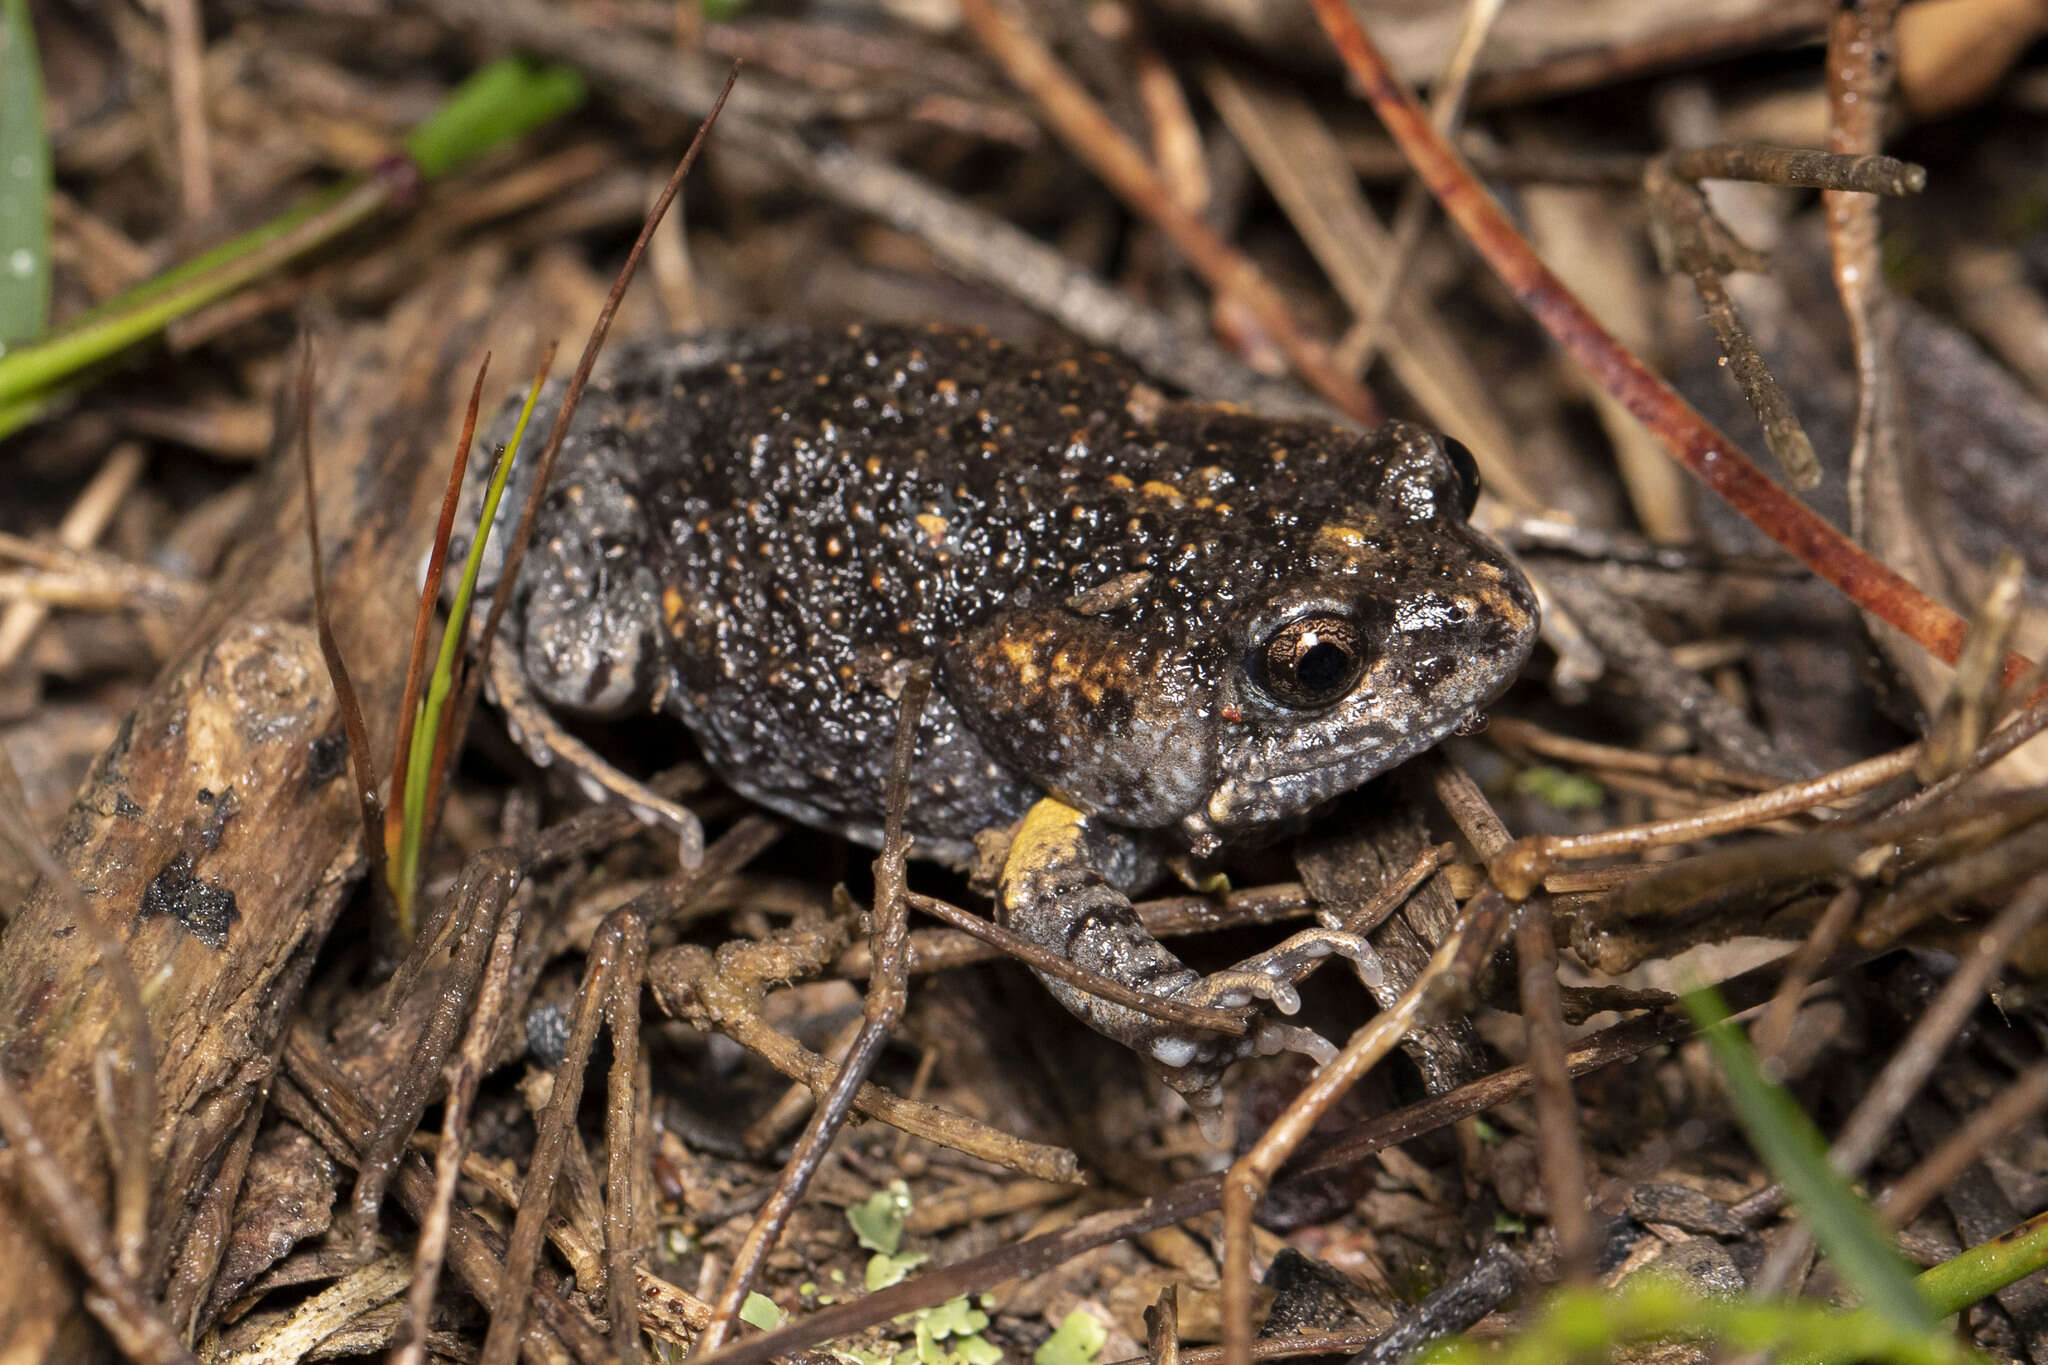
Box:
0, 244, 563, 1359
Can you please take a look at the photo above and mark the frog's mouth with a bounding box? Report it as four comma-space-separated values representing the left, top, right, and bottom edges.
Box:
1191, 665, 1518, 848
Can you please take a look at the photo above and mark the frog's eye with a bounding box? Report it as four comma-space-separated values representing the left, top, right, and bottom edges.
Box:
1441, 437, 1482, 517
1255, 614, 1367, 709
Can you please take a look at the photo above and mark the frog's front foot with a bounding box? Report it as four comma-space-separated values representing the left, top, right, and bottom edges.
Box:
999, 798, 1371, 1138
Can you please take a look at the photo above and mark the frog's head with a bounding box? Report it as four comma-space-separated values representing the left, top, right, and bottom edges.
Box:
946, 420, 1536, 845
1185, 422, 1537, 850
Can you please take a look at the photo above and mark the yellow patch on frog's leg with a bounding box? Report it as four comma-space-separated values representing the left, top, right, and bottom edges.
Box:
1000, 796, 1090, 888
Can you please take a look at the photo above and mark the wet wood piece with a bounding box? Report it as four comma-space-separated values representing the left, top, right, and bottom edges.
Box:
0, 249, 528, 1360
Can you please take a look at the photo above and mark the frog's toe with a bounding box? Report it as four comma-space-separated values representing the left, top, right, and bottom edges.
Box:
1177, 969, 1302, 1015
1253, 1019, 1340, 1066
1225, 926, 1379, 993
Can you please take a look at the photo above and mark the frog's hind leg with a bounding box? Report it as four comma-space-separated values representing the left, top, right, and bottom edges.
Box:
998, 797, 1376, 1138
485, 628, 706, 866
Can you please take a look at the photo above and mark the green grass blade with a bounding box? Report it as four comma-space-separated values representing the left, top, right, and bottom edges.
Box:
1913, 1208, 2048, 1318
404, 58, 586, 181
1683, 982, 1937, 1334
390, 366, 549, 933
0, 0, 51, 343
0, 57, 584, 414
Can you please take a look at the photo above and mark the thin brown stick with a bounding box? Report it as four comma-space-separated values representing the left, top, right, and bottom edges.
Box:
693, 665, 931, 1354
296, 336, 388, 912
0, 443, 147, 670
477, 914, 633, 1365
452, 63, 740, 872
353, 854, 519, 1237
384, 354, 491, 877
958, 0, 1381, 428
604, 916, 649, 1365
1644, 158, 1819, 488
1489, 741, 1922, 897
160, 0, 215, 222
1752, 885, 1862, 1063
1515, 897, 1594, 1282
1486, 717, 1780, 793
1665, 144, 1926, 196
1303, 0, 2034, 688
1219, 893, 1509, 1365
1342, 0, 1506, 376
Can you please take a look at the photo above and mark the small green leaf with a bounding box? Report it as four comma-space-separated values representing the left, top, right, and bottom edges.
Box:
866, 1250, 927, 1291
0, 0, 51, 343
848, 1183, 910, 1255
1033, 1310, 1106, 1365
1684, 983, 1935, 1335
738, 1292, 785, 1330
1512, 765, 1606, 812
922, 1298, 990, 1339
957, 1336, 1002, 1365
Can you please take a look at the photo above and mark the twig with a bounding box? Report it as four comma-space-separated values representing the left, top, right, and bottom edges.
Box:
906, 891, 1249, 1036
390, 857, 528, 1365
160, 0, 214, 222
1490, 741, 1923, 898
477, 911, 643, 1365
1219, 893, 1509, 1365
0, 1070, 193, 1365
1515, 897, 1595, 1282
1879, 1064, 2048, 1229
1341, 0, 1506, 377
694, 945, 1856, 1365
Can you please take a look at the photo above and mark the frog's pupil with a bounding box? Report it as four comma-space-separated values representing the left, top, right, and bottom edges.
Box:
1297, 640, 1350, 694
1258, 614, 1365, 708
